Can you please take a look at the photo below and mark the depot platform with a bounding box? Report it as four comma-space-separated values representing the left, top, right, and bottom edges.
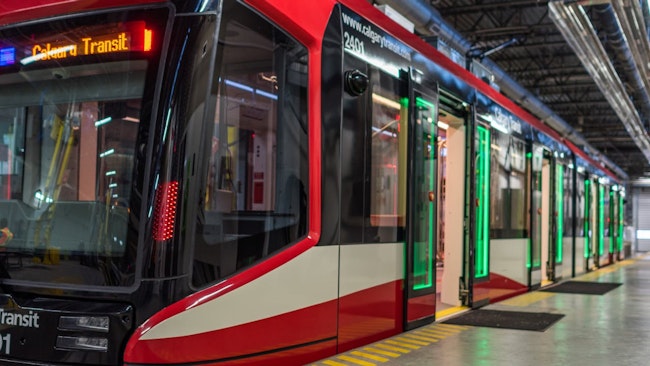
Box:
313, 254, 650, 366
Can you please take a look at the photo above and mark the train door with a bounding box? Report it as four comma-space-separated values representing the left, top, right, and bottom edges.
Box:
529, 145, 552, 288
605, 183, 614, 265
338, 53, 410, 349
612, 187, 625, 260
582, 175, 593, 272
583, 175, 594, 271
574, 169, 588, 275
586, 176, 598, 270
339, 54, 440, 345
404, 83, 439, 329
599, 182, 611, 266
469, 115, 491, 306
554, 160, 570, 280
608, 185, 617, 263
437, 93, 468, 312
547, 157, 566, 282
616, 188, 625, 260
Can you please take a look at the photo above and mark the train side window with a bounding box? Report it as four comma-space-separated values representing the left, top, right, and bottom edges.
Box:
489, 130, 527, 238
192, 0, 308, 287
341, 65, 406, 244
563, 164, 574, 237
368, 78, 405, 242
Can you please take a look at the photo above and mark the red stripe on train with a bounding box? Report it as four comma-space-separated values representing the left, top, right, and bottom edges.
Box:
124, 280, 403, 364
124, 299, 338, 364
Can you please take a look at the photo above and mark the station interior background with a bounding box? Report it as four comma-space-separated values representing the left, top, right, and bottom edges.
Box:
371, 0, 650, 253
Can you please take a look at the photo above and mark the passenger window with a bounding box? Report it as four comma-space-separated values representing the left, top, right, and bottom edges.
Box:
563, 164, 574, 237
340, 65, 406, 244
192, 1, 308, 287
369, 81, 406, 240
489, 129, 527, 238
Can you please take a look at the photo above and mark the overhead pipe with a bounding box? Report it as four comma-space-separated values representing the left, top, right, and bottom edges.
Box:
373, 0, 629, 180
594, 4, 650, 127
549, 2, 650, 168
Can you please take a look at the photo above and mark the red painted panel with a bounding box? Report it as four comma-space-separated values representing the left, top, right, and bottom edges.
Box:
125, 341, 336, 366
203, 341, 337, 366
474, 272, 529, 304
0, 0, 165, 25
407, 293, 436, 323
337, 280, 403, 353
246, 0, 336, 47
124, 299, 338, 364
126, 0, 331, 358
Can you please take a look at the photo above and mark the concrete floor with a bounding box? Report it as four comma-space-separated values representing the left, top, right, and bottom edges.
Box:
314, 255, 650, 366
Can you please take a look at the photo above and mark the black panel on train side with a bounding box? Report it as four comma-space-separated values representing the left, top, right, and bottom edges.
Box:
320, 5, 343, 246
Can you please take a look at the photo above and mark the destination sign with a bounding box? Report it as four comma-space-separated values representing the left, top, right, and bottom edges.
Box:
0, 21, 152, 67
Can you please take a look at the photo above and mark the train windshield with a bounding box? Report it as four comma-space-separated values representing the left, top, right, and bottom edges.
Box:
0, 8, 167, 286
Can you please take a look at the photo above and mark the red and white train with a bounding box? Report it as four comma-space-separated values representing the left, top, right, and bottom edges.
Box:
0, 0, 625, 364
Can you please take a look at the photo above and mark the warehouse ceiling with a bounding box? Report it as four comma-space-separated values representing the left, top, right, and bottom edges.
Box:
375, 0, 650, 181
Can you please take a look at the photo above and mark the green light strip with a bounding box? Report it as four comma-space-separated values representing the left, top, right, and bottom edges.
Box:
618, 193, 624, 252
609, 190, 614, 253
526, 238, 531, 268
413, 96, 434, 291
556, 165, 564, 263
598, 185, 604, 256
416, 97, 435, 109
584, 179, 590, 259
475, 126, 490, 278
534, 166, 542, 267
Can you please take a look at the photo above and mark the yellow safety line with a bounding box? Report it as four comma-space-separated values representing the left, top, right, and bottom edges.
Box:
430, 324, 464, 332
337, 355, 376, 366
392, 337, 429, 346
420, 328, 458, 336
401, 333, 439, 342
412, 330, 446, 339
416, 330, 452, 339
373, 343, 411, 353
350, 351, 390, 362
385, 339, 421, 349
362, 347, 401, 358
435, 305, 468, 319
322, 360, 348, 366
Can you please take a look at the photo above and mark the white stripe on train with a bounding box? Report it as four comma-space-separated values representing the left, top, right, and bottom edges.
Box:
140, 243, 403, 340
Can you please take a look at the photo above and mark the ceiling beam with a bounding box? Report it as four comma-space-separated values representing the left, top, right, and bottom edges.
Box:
438, 1, 551, 16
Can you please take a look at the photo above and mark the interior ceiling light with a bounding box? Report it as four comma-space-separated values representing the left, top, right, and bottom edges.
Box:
549, 1, 650, 164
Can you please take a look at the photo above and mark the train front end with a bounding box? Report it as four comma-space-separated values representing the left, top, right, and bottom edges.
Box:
0, 3, 172, 364
0, 0, 326, 364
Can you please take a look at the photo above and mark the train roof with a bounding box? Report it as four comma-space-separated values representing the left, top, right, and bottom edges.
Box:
0, 0, 622, 182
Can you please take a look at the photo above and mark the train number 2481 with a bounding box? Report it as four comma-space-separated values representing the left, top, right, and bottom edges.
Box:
344, 32, 365, 54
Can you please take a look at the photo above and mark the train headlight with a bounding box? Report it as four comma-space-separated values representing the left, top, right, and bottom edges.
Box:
59, 315, 109, 332
56, 336, 108, 352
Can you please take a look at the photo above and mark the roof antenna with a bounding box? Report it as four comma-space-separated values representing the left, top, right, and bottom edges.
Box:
466, 36, 525, 60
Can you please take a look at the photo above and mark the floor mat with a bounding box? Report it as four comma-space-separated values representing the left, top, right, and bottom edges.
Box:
540, 281, 622, 295
442, 309, 564, 331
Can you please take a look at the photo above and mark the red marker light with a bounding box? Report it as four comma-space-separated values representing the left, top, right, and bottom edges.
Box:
152, 181, 178, 241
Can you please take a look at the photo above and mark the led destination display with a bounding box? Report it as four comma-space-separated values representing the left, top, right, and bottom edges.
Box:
0, 21, 152, 67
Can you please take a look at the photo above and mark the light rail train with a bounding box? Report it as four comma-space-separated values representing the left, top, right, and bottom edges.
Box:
0, 0, 625, 364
